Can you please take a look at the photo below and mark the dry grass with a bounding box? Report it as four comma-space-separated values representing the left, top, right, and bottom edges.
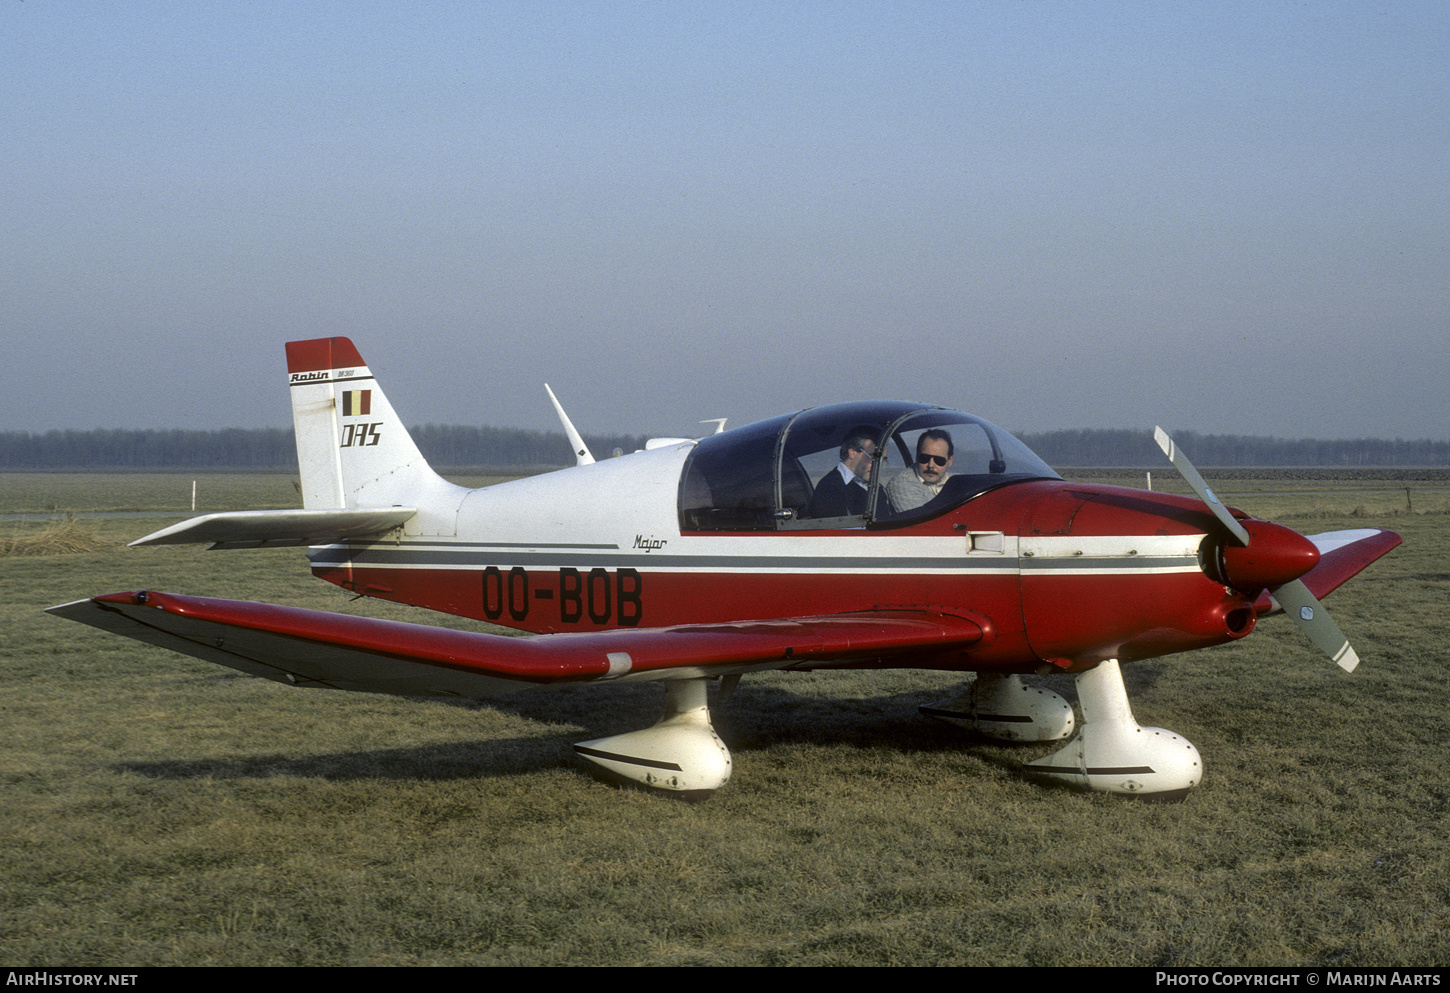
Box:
0, 517, 110, 557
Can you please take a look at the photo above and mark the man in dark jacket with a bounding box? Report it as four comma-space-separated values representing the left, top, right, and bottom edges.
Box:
807, 425, 882, 519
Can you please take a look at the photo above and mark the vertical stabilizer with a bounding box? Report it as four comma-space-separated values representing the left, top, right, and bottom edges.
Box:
284, 338, 464, 533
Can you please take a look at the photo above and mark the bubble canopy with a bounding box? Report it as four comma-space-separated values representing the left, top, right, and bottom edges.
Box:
678, 401, 1061, 531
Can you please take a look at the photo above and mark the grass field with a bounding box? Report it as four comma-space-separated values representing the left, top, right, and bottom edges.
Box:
2, 472, 1447, 966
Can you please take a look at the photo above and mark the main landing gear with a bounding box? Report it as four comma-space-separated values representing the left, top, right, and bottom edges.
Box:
920, 672, 1077, 742
924, 661, 1202, 799
573, 678, 732, 802
573, 660, 1201, 801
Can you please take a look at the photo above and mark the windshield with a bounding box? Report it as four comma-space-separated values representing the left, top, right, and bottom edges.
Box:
678, 401, 1060, 531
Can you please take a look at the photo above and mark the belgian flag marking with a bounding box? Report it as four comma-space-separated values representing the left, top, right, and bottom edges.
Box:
341, 390, 372, 417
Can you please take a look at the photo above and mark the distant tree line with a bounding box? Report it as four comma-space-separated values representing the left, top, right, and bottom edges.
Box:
0, 428, 298, 470
0, 425, 650, 471
0, 425, 1446, 470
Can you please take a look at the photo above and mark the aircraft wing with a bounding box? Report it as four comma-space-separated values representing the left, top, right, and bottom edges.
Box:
130, 508, 418, 549
47, 592, 989, 698
1255, 528, 1402, 615
1299, 528, 1403, 599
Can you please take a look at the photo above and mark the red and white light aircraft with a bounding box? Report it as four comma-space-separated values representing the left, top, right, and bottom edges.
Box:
50, 337, 1402, 800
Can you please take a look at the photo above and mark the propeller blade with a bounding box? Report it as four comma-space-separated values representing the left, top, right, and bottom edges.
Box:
1153, 426, 1251, 546
1270, 579, 1360, 672
1154, 425, 1358, 671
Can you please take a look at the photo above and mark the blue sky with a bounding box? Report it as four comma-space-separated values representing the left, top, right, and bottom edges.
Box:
4, 1, 1446, 441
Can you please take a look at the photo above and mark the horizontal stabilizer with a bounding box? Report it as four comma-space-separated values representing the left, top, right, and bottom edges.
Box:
48, 592, 988, 699
130, 508, 417, 549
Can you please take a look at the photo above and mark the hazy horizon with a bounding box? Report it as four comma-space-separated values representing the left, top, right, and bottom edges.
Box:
3, 419, 1447, 448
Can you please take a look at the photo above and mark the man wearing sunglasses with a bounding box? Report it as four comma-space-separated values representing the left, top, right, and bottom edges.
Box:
886, 429, 954, 512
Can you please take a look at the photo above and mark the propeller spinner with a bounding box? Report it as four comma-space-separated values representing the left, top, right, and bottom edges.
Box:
1153, 427, 1360, 672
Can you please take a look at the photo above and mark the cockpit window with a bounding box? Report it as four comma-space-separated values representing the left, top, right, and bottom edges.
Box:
678, 402, 1060, 532
677, 413, 791, 531
778, 403, 902, 527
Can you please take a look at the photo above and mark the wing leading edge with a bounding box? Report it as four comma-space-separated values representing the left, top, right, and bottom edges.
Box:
1253, 528, 1402, 615
48, 592, 989, 698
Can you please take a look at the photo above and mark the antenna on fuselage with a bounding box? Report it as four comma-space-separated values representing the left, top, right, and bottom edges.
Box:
545, 384, 595, 466
700, 418, 727, 435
